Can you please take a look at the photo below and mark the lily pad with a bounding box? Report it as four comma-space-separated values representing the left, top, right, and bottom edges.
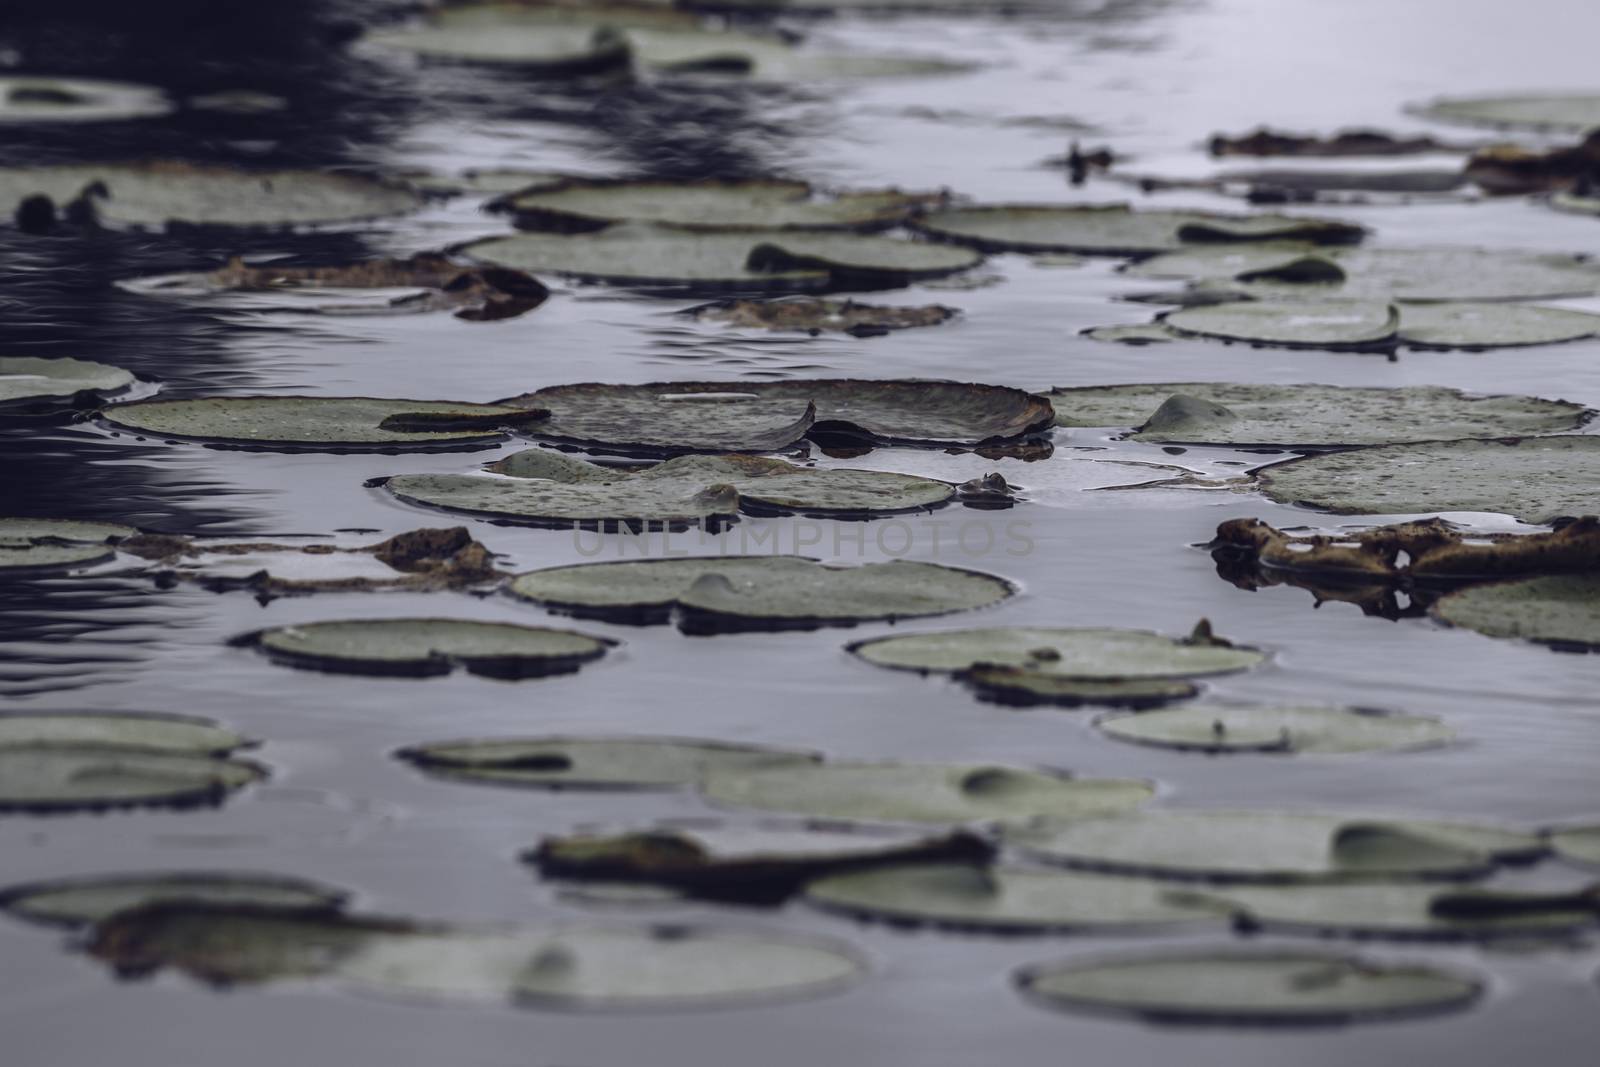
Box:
529, 821, 992, 903
805, 863, 1226, 933
0, 76, 171, 123
700, 761, 1153, 826
396, 736, 818, 791
0, 873, 347, 928
910, 203, 1364, 256
0, 517, 136, 573
85, 904, 863, 1009
1128, 244, 1600, 303
1257, 436, 1600, 524
245, 618, 613, 679
1095, 704, 1455, 755
1415, 93, 1600, 132
0, 748, 264, 814
1016, 948, 1482, 1024
386, 451, 954, 527
497, 178, 934, 232
365, 16, 635, 77
500, 379, 1052, 454
461, 225, 982, 290
0, 163, 421, 230
849, 622, 1265, 680
1551, 826, 1600, 868
1044, 382, 1588, 447
0, 712, 250, 755
959, 668, 1200, 709
1164, 299, 1400, 347
1397, 302, 1600, 348
508, 556, 1013, 631
1082, 323, 1179, 345
0, 356, 136, 412
1431, 575, 1600, 649
1551, 190, 1600, 217
1010, 810, 1543, 882
101, 396, 547, 451
685, 297, 957, 336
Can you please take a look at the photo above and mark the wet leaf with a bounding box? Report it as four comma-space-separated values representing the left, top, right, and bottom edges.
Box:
700, 761, 1153, 826
509, 556, 1013, 631
101, 396, 547, 451
959, 669, 1199, 709
1209, 128, 1477, 158
396, 735, 819, 791
1463, 133, 1600, 195
1207, 881, 1600, 939
685, 296, 957, 336
0, 517, 135, 573
1045, 382, 1588, 446
244, 618, 613, 679
0, 712, 250, 756
1550, 826, 1600, 868
496, 178, 937, 231
0, 748, 264, 814
1396, 302, 1600, 348
1095, 704, 1455, 755
0, 76, 171, 123
0, 356, 136, 411
1164, 299, 1400, 347
1431, 574, 1600, 650
910, 203, 1364, 256
1016, 948, 1483, 1024
0, 873, 347, 928
1414, 92, 1600, 132
1257, 436, 1600, 524
1082, 323, 1178, 345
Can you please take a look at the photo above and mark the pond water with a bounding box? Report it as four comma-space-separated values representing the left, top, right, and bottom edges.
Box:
3, 1, 1599, 1064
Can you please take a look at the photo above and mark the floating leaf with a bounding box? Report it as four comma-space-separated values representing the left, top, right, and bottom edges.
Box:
1082, 323, 1178, 345
1396, 302, 1600, 348
1010, 810, 1542, 882
101, 396, 547, 451
805, 863, 1225, 933
0, 517, 135, 573
386, 451, 954, 527
0, 712, 250, 755
85, 904, 863, 1009
364, 13, 635, 77
1551, 190, 1600, 217
959, 669, 1199, 709
1095, 704, 1455, 755
0, 356, 136, 413
700, 762, 1153, 826
1462, 134, 1600, 195
849, 623, 1265, 680
1414, 93, 1600, 132
244, 618, 613, 679
528, 821, 992, 903
1209, 128, 1477, 158
0, 748, 264, 814
0, 872, 347, 928
1164, 299, 1400, 347
1044, 382, 1588, 447
685, 297, 957, 336
500, 379, 1052, 454
1551, 826, 1600, 868
508, 556, 1013, 631
1016, 948, 1482, 1024
1257, 436, 1600, 524
497, 178, 935, 232
1431, 575, 1600, 649
0, 76, 171, 123
910, 203, 1364, 256
461, 225, 982, 290
0, 163, 420, 230
396, 735, 818, 791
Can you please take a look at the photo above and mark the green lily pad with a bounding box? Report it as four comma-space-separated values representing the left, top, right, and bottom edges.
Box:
909, 203, 1364, 256
498, 178, 932, 231
461, 225, 982, 290
0, 163, 420, 230
1257, 435, 1600, 524
1082, 323, 1179, 345
1016, 948, 1482, 1024
508, 556, 1013, 631
1397, 302, 1600, 348
959, 668, 1200, 709
85, 904, 863, 1009
805, 863, 1226, 933
246, 618, 613, 679
0, 517, 136, 574
1414, 93, 1600, 132
1010, 810, 1543, 882
364, 16, 635, 77
0, 356, 136, 411
1165, 299, 1400, 347
528, 821, 992, 903
0, 872, 348, 928
101, 396, 547, 451
0, 748, 265, 814
1551, 191, 1600, 217
500, 379, 1052, 454
1044, 382, 1590, 447
700, 762, 1153, 826
1095, 704, 1455, 755
1431, 574, 1600, 649
395, 735, 819, 791
0, 712, 250, 755
1128, 244, 1600, 303
0, 76, 171, 123
386, 451, 954, 527
848, 623, 1265, 680
1550, 826, 1600, 868
685, 297, 958, 336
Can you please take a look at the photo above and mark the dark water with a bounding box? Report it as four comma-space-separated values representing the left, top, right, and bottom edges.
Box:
3, 1, 1600, 1064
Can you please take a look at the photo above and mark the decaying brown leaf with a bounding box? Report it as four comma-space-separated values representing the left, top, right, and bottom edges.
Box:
1209, 128, 1478, 158
684, 296, 957, 337
1463, 131, 1600, 195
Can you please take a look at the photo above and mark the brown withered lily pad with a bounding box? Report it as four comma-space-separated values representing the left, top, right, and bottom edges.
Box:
1464, 131, 1600, 195
683, 297, 957, 337
526, 819, 993, 904
499, 379, 1053, 455
121, 254, 549, 321
1209, 128, 1479, 158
